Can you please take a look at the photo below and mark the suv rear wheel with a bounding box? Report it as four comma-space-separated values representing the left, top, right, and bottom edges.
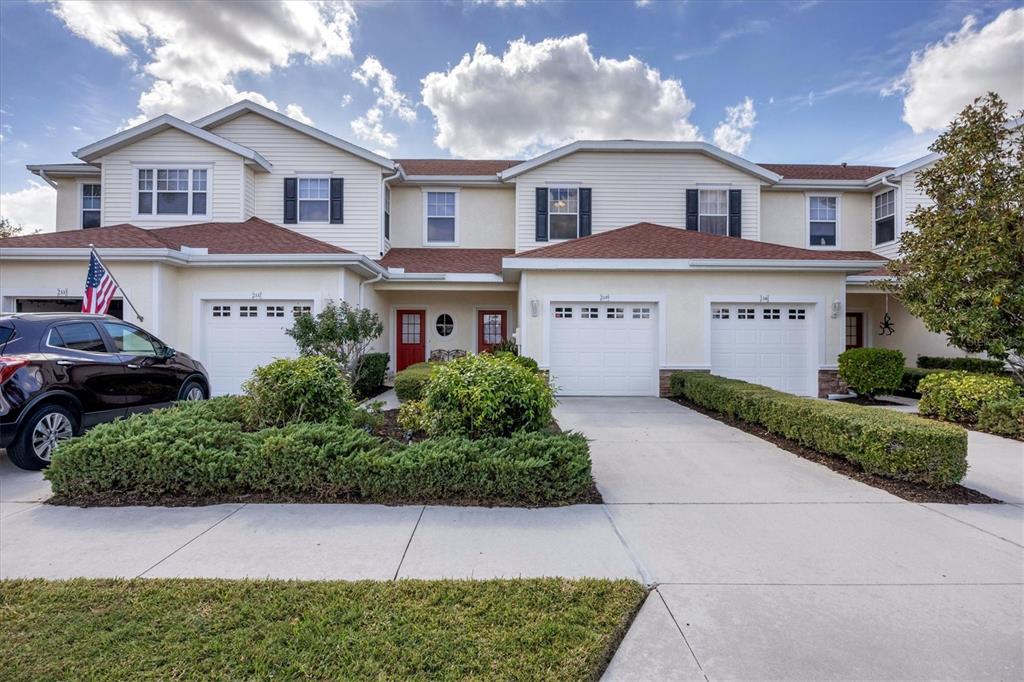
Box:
6, 403, 78, 470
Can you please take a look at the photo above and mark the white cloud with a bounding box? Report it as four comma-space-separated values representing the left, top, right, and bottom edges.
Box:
350, 56, 414, 149
421, 34, 701, 158
713, 97, 756, 155
0, 182, 56, 233
51, 0, 354, 125
340, 94, 352, 107
469, 0, 542, 7
351, 107, 398, 150
635, 0, 652, 7
886, 8, 1024, 133
284, 104, 315, 126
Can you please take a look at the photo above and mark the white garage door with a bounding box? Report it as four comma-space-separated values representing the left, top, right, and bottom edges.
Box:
709, 303, 815, 396
549, 302, 658, 396
201, 300, 312, 395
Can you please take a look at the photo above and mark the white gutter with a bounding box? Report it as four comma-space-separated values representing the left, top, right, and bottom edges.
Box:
36, 169, 58, 189
359, 271, 384, 307
400, 174, 504, 186
847, 274, 894, 284
502, 257, 885, 272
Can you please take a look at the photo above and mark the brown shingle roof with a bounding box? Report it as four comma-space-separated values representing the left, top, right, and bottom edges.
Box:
395, 159, 522, 176
0, 217, 349, 255
378, 248, 514, 274
509, 223, 885, 262
758, 163, 892, 180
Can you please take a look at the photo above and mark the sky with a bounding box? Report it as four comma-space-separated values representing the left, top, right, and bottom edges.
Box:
1, 0, 1022, 232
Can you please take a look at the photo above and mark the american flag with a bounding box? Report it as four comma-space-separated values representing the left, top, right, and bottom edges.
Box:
82, 251, 117, 315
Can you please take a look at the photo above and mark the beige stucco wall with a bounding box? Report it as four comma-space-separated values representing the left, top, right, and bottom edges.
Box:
519, 269, 847, 369
846, 290, 973, 362
49, 177, 93, 231
760, 190, 873, 251
387, 186, 515, 249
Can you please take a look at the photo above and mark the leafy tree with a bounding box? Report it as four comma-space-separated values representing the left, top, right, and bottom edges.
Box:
286, 301, 384, 376
887, 93, 1024, 382
0, 216, 23, 238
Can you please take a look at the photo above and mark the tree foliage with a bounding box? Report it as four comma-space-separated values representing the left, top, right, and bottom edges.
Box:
286, 301, 384, 375
0, 216, 23, 239
888, 93, 1024, 382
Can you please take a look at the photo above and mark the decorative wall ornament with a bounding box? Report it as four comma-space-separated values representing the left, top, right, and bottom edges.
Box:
879, 295, 895, 335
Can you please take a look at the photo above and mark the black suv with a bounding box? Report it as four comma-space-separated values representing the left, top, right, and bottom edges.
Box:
0, 314, 209, 470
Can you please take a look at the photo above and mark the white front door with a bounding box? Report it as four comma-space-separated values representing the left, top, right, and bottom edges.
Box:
200, 300, 312, 395
709, 303, 815, 396
548, 302, 658, 396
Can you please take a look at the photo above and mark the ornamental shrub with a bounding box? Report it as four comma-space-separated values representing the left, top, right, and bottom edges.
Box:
242, 355, 354, 428
422, 353, 556, 438
393, 362, 435, 401
668, 371, 967, 487
918, 371, 1022, 424
917, 356, 1007, 374
977, 398, 1024, 439
495, 350, 540, 373
838, 348, 905, 398
898, 367, 944, 397
352, 352, 390, 400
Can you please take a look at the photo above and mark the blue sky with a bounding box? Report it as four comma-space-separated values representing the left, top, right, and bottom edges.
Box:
1, 0, 1022, 231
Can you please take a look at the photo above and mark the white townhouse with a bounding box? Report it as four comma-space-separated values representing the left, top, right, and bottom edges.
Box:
1, 100, 967, 398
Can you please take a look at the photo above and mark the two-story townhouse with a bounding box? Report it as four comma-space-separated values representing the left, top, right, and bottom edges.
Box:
0, 100, 972, 398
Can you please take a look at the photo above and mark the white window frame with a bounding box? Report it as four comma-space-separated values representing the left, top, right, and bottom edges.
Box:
697, 187, 730, 236
873, 188, 898, 246
79, 180, 102, 229
547, 187, 580, 241
132, 164, 212, 221
422, 187, 459, 246
433, 311, 456, 338
805, 193, 841, 249
296, 175, 332, 225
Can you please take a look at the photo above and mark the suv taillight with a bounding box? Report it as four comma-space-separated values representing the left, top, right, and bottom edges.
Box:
0, 356, 29, 384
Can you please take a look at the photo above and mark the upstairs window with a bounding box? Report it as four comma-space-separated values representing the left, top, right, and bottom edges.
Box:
81, 183, 101, 228
808, 195, 838, 247
698, 189, 729, 235
548, 188, 579, 240
384, 185, 391, 241
298, 177, 330, 222
136, 167, 209, 217
425, 190, 457, 244
874, 189, 896, 245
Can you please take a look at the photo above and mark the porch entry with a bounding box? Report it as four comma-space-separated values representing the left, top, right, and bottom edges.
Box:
396, 309, 426, 370
477, 310, 508, 353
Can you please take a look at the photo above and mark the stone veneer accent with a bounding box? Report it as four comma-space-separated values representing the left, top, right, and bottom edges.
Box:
817, 369, 845, 398
659, 369, 710, 397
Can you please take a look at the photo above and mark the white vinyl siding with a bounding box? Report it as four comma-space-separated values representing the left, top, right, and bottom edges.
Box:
210, 112, 382, 256
515, 151, 762, 251
243, 166, 256, 219
98, 128, 244, 227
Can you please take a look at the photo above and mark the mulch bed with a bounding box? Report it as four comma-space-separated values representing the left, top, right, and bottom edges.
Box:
669, 397, 1001, 504
832, 395, 905, 406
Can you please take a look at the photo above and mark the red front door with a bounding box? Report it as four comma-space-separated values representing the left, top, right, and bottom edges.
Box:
396, 310, 426, 370
477, 310, 508, 353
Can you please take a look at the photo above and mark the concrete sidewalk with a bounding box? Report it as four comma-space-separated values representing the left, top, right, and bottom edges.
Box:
1, 397, 1022, 680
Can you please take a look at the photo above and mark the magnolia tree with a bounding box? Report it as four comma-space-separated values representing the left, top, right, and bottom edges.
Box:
286, 301, 384, 376
888, 93, 1024, 382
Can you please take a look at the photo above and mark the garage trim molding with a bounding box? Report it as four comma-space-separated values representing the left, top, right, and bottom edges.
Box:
540, 293, 667, 369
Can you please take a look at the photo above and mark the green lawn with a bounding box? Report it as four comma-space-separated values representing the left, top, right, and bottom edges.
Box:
1, 578, 645, 681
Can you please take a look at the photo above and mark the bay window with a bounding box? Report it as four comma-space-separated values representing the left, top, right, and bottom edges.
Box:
808, 195, 838, 247
874, 189, 896, 244
136, 167, 209, 217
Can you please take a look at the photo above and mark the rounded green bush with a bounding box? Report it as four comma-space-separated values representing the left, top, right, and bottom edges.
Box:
242, 355, 354, 428
977, 398, 1024, 439
422, 353, 556, 438
393, 362, 435, 402
918, 371, 1023, 424
838, 347, 905, 398
495, 350, 540, 373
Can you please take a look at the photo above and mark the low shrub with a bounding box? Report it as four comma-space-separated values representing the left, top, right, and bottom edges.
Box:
898, 367, 944, 397
352, 352, 390, 400
495, 350, 540, 373
422, 353, 556, 438
917, 356, 1006, 373
977, 398, 1024, 439
838, 348, 905, 398
918, 371, 1022, 424
668, 371, 968, 487
394, 362, 435, 402
243, 355, 354, 428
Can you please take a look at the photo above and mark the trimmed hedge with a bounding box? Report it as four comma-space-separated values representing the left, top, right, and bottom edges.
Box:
45, 399, 592, 505
838, 348, 905, 398
394, 362, 435, 402
353, 352, 390, 400
977, 398, 1024, 439
898, 367, 944, 397
668, 371, 967, 487
918, 371, 1022, 424
243, 356, 354, 428
917, 356, 1006, 374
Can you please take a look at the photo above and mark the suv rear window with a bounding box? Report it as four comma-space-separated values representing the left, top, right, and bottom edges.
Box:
0, 325, 13, 346
48, 323, 107, 353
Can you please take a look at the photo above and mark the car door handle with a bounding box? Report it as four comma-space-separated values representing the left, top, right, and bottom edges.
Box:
127, 363, 140, 369
56, 360, 74, 366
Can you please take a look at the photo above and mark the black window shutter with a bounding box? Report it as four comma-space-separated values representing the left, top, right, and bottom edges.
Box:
728, 189, 742, 238
330, 178, 344, 224
283, 178, 297, 224
685, 189, 699, 230
535, 187, 548, 242
578, 188, 592, 237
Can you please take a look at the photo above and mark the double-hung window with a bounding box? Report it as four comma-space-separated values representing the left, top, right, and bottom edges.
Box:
298, 177, 330, 222
425, 190, 457, 244
808, 195, 838, 247
81, 183, 101, 228
874, 189, 896, 244
136, 167, 209, 217
384, 185, 391, 240
698, 189, 729, 235
548, 188, 578, 240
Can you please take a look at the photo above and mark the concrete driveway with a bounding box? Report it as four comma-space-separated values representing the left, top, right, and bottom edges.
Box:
1, 397, 1022, 680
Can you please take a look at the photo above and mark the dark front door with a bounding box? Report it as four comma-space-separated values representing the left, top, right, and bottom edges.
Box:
396, 310, 426, 371
477, 310, 508, 353
845, 312, 864, 350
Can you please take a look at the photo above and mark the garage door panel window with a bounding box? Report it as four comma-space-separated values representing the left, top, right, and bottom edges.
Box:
212, 305, 231, 318
266, 305, 285, 318
554, 306, 573, 319
239, 305, 258, 318
712, 307, 730, 319
606, 307, 624, 319
737, 308, 755, 320
763, 308, 781, 320
788, 308, 806, 320
293, 305, 311, 318
632, 307, 651, 319
580, 307, 598, 319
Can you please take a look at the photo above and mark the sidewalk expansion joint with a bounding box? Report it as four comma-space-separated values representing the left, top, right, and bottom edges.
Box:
915, 503, 1023, 548
392, 505, 426, 581
656, 586, 710, 682
134, 503, 247, 578
601, 503, 652, 585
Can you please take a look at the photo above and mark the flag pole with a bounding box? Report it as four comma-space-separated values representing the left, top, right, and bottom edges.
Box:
88, 244, 144, 323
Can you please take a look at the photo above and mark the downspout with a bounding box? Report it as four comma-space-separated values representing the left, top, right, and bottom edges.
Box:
37, 169, 59, 189
379, 166, 402, 257
358, 269, 384, 308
